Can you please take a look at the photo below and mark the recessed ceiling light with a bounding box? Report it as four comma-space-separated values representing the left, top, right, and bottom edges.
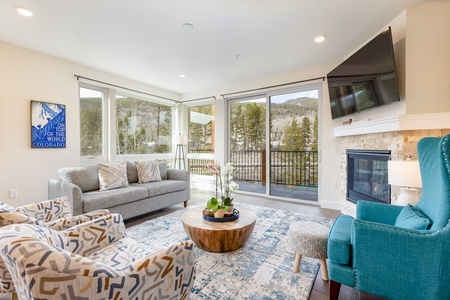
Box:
182, 23, 194, 31
14, 6, 34, 17
314, 35, 326, 43
179, 73, 186, 78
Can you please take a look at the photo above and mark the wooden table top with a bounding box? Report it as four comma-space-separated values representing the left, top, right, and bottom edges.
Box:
181, 206, 257, 231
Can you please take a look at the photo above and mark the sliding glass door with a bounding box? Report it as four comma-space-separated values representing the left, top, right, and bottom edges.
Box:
228, 86, 319, 202
229, 96, 266, 194
269, 90, 318, 201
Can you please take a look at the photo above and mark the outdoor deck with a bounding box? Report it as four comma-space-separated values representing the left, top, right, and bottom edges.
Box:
237, 181, 318, 202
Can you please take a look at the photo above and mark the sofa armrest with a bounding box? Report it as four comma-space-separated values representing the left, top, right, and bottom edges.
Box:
48, 179, 84, 216
356, 200, 404, 225
167, 169, 190, 200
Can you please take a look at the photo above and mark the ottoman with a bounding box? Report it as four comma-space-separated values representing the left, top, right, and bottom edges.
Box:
288, 221, 329, 281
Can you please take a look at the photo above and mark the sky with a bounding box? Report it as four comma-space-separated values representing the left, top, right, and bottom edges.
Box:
240, 89, 319, 104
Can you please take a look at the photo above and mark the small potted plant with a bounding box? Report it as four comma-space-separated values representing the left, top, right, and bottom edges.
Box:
206, 197, 228, 218
204, 162, 239, 215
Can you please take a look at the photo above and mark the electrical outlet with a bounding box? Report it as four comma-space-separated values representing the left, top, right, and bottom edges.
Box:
9, 189, 17, 199
331, 182, 337, 189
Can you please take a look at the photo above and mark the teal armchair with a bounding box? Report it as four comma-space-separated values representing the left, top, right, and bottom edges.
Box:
327, 134, 450, 300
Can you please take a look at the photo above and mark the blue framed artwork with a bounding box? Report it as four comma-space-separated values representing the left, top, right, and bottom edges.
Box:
31, 100, 66, 148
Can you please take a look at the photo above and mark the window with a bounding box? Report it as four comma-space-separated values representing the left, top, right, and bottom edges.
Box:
187, 104, 215, 175
79, 85, 174, 162
116, 94, 172, 154
80, 87, 104, 157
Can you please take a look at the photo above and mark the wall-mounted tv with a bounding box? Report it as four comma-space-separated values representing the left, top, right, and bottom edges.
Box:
327, 27, 400, 119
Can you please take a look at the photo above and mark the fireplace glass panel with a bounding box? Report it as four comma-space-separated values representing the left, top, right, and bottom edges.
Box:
347, 150, 391, 204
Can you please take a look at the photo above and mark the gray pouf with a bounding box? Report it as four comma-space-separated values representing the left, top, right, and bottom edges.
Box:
288, 221, 329, 281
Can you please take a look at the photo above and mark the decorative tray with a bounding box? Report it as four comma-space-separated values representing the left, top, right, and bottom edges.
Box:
202, 208, 239, 222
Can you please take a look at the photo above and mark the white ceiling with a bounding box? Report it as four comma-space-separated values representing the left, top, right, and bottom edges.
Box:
0, 0, 432, 95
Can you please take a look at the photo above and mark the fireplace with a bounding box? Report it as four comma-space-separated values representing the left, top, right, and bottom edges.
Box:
347, 150, 391, 204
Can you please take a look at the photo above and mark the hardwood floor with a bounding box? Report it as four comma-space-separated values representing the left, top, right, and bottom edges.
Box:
124, 189, 386, 300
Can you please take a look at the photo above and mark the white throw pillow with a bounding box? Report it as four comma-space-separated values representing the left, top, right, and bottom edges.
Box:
98, 161, 129, 191
135, 160, 161, 183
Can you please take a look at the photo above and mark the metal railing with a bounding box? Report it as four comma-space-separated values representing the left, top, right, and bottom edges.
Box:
188, 150, 215, 176
188, 149, 318, 187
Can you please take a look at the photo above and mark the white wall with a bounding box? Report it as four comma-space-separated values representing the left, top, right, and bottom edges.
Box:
405, 1, 450, 114
0, 41, 179, 206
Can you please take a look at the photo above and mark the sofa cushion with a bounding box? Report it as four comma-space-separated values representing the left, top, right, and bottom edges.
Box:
328, 214, 354, 265
159, 161, 168, 180
59, 165, 100, 192
135, 160, 161, 183
98, 162, 129, 191
82, 186, 148, 212
131, 180, 188, 198
395, 204, 432, 230
126, 161, 139, 184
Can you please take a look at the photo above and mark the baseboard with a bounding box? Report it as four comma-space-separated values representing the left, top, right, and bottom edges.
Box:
320, 199, 341, 211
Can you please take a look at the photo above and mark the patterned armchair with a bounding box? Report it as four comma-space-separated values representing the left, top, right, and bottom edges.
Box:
0, 197, 110, 230
0, 214, 196, 299
327, 134, 450, 299
0, 197, 110, 294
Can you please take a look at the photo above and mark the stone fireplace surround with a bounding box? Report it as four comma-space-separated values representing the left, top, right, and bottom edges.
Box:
338, 128, 450, 216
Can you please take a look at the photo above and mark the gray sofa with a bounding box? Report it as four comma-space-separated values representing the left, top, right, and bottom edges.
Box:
48, 161, 190, 220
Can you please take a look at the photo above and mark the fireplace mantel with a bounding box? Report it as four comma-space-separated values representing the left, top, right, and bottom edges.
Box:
334, 112, 450, 137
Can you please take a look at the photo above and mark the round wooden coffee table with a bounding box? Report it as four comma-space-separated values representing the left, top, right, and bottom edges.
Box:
182, 206, 257, 253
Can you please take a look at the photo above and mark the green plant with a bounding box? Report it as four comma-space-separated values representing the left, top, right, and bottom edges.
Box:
206, 197, 228, 213
204, 162, 239, 208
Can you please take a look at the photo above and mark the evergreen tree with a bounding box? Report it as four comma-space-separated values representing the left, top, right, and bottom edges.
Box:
243, 102, 265, 150
311, 114, 318, 151
281, 118, 302, 151
300, 116, 311, 150
80, 98, 102, 156
230, 103, 245, 151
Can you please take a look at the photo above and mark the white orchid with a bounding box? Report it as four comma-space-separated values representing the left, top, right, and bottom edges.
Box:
204, 161, 239, 207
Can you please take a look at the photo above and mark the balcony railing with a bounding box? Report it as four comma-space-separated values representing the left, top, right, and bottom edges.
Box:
188, 149, 318, 187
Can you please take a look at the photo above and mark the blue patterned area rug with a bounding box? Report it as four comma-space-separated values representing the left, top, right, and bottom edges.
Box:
126, 203, 333, 300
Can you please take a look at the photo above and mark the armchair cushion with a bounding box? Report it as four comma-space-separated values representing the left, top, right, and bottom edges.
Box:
394, 204, 432, 230
328, 214, 354, 265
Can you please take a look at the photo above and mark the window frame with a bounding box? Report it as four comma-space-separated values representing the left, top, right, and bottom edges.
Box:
79, 84, 175, 165
79, 83, 108, 165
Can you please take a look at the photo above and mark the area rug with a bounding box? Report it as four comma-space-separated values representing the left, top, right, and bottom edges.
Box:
126, 203, 334, 300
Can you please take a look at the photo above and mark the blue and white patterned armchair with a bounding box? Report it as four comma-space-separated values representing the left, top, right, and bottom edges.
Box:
0, 214, 196, 299
327, 134, 450, 300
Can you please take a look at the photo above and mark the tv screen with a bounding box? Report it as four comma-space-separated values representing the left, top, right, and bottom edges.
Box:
327, 27, 400, 119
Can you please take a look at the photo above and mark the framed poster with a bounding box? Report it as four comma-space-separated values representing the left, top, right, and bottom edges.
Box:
31, 100, 66, 148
